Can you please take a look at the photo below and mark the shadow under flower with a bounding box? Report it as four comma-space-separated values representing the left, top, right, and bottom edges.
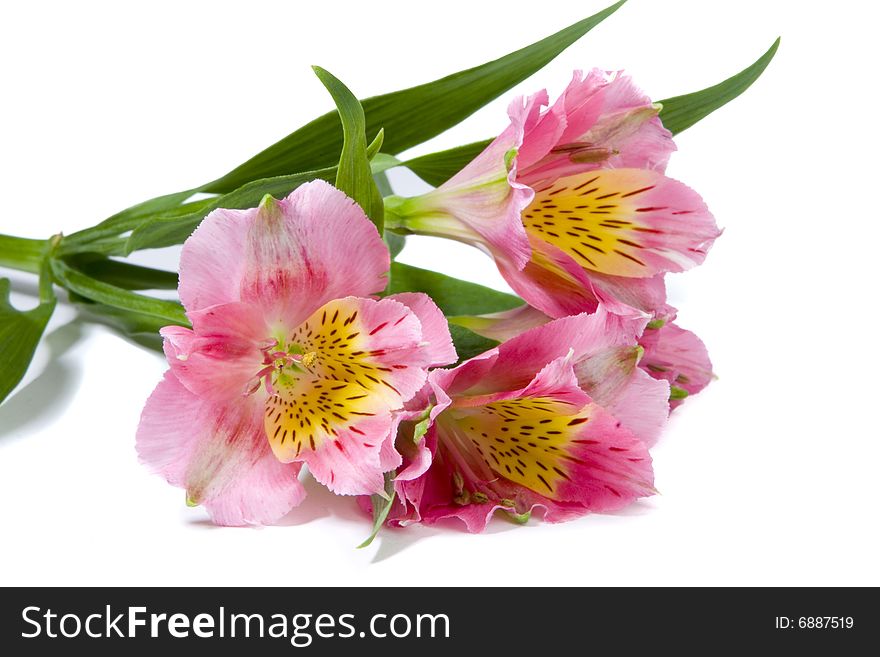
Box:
275, 473, 367, 528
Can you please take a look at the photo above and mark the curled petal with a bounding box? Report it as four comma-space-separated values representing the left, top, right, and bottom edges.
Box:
385, 292, 457, 368
518, 69, 675, 185
436, 308, 645, 397
160, 302, 267, 402
640, 321, 714, 408
301, 412, 395, 496
515, 88, 566, 171
366, 405, 437, 527
137, 372, 305, 526
602, 368, 670, 447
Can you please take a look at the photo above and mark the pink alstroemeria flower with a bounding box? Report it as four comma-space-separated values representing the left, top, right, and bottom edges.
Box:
137, 180, 455, 526
386, 70, 720, 318
370, 308, 669, 532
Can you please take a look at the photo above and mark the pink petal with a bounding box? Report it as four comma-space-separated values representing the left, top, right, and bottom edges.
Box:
585, 270, 670, 319
521, 169, 720, 278
179, 180, 389, 324
602, 368, 670, 447
302, 413, 394, 496
498, 239, 606, 318
439, 308, 644, 397
493, 309, 645, 391
385, 292, 457, 367
177, 208, 248, 313
556, 69, 610, 145
640, 321, 714, 408
599, 73, 675, 171
160, 302, 267, 402
428, 347, 500, 404
573, 70, 674, 171
137, 372, 305, 526
548, 403, 655, 511
515, 88, 566, 171
262, 297, 431, 494
518, 70, 675, 185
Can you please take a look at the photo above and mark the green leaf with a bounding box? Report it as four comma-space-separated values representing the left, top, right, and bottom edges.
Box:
125, 167, 337, 253
0, 278, 56, 405
0, 240, 57, 405
201, 1, 627, 194
50, 258, 189, 327
658, 38, 780, 135
385, 262, 523, 316
67, 255, 179, 290
63, 188, 200, 252
392, 38, 781, 188
313, 66, 384, 231
125, 131, 392, 253
449, 324, 500, 363
357, 472, 396, 549
383, 232, 406, 260
383, 264, 513, 361
402, 139, 492, 187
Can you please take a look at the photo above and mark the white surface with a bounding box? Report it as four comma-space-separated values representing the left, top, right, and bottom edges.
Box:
1, 0, 877, 586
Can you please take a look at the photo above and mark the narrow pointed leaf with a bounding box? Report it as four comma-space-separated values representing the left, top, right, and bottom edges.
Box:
124, 167, 336, 253
358, 473, 397, 549
202, 1, 627, 193
314, 66, 384, 230
383, 232, 406, 259
395, 38, 781, 188
66, 3, 623, 257
402, 139, 493, 187
658, 38, 780, 135
64, 188, 200, 251
126, 131, 390, 253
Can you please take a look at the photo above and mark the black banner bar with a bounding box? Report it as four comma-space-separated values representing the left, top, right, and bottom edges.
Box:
1, 587, 875, 654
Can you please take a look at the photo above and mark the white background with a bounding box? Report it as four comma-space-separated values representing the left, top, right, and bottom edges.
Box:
1, 0, 877, 586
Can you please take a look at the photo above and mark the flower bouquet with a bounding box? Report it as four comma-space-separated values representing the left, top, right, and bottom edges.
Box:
0, 1, 777, 544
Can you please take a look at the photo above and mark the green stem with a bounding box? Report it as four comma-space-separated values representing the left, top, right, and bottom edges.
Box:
0, 234, 47, 274
51, 258, 189, 327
